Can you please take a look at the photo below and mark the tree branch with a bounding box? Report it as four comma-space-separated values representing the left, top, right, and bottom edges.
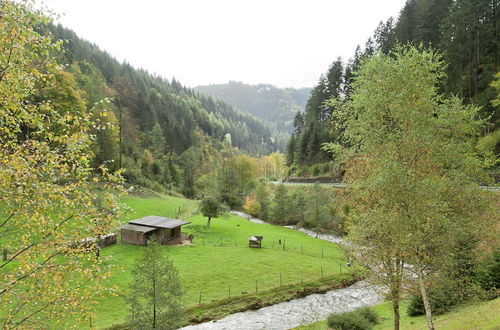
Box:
14, 303, 51, 328
0, 251, 61, 296
0, 212, 15, 228
0, 215, 72, 269
0, 215, 73, 269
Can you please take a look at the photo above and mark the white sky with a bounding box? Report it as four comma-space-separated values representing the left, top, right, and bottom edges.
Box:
44, 0, 406, 88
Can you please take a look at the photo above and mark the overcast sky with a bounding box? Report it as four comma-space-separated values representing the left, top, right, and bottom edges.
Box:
45, 0, 406, 88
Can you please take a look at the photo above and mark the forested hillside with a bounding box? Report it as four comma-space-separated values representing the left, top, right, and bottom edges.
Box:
287, 0, 500, 178
47, 24, 286, 190
195, 81, 311, 132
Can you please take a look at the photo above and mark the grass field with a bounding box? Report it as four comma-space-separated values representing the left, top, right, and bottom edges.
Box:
84, 193, 349, 328
295, 298, 500, 329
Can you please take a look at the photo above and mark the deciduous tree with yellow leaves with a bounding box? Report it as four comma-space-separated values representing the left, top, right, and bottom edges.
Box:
0, 1, 123, 327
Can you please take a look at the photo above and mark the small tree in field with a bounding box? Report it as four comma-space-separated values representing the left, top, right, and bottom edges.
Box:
126, 236, 184, 329
199, 196, 225, 228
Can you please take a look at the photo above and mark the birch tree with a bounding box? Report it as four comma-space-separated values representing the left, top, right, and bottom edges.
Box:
336, 46, 495, 330
126, 237, 184, 329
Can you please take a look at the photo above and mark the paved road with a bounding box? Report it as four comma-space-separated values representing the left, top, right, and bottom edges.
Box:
267, 181, 500, 192
267, 181, 346, 188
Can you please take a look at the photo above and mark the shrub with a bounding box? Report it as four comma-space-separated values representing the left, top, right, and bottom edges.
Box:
357, 306, 378, 324
311, 164, 320, 176
407, 284, 462, 316
286, 164, 297, 177
409, 235, 491, 316
243, 195, 261, 217
327, 311, 372, 330
219, 192, 243, 209
476, 129, 500, 155
327, 307, 378, 330
475, 248, 500, 299
296, 166, 306, 177
321, 162, 330, 174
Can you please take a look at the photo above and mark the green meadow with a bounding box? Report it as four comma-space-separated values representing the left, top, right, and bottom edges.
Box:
88, 193, 348, 328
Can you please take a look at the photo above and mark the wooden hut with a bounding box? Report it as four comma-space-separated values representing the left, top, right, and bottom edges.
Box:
119, 215, 190, 246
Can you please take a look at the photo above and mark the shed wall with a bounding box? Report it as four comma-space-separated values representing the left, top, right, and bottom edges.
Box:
121, 229, 146, 245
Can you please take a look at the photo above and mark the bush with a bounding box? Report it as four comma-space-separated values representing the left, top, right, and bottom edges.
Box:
357, 306, 378, 324
327, 312, 372, 330
475, 248, 500, 299
327, 307, 378, 330
407, 294, 426, 316
407, 284, 462, 316
219, 192, 243, 209
243, 195, 261, 217
311, 164, 320, 176
321, 162, 330, 174
409, 235, 490, 316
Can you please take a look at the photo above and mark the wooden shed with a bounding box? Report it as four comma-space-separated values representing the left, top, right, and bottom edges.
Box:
119, 215, 190, 246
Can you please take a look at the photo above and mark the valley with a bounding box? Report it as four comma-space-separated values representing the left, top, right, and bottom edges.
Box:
1, 0, 499, 329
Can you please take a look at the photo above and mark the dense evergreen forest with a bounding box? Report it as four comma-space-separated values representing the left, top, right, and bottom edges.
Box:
195, 81, 311, 133
47, 24, 287, 191
287, 0, 500, 179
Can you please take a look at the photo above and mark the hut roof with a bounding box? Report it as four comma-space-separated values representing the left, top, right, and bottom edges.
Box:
128, 215, 190, 229
119, 223, 157, 233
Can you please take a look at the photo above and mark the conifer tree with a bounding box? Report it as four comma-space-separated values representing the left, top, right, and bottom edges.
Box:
271, 184, 290, 225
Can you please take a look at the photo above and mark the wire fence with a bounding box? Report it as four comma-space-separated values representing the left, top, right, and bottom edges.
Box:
191, 235, 342, 261
180, 233, 355, 305
184, 262, 358, 306
91, 262, 357, 328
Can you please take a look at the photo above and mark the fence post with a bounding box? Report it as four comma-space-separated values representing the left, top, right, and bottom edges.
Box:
198, 289, 203, 304
321, 262, 324, 278
321, 248, 324, 259
283, 239, 285, 251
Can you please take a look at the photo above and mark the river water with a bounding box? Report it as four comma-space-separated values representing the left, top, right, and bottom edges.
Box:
180, 211, 383, 330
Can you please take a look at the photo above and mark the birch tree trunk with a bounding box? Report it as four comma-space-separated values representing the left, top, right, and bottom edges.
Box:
391, 292, 400, 330
417, 266, 435, 330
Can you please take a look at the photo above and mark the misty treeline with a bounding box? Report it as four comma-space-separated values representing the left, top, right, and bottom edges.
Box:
44, 24, 286, 193
195, 81, 311, 133
287, 0, 500, 178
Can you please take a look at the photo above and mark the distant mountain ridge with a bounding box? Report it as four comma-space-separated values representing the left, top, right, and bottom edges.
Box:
195, 81, 311, 133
